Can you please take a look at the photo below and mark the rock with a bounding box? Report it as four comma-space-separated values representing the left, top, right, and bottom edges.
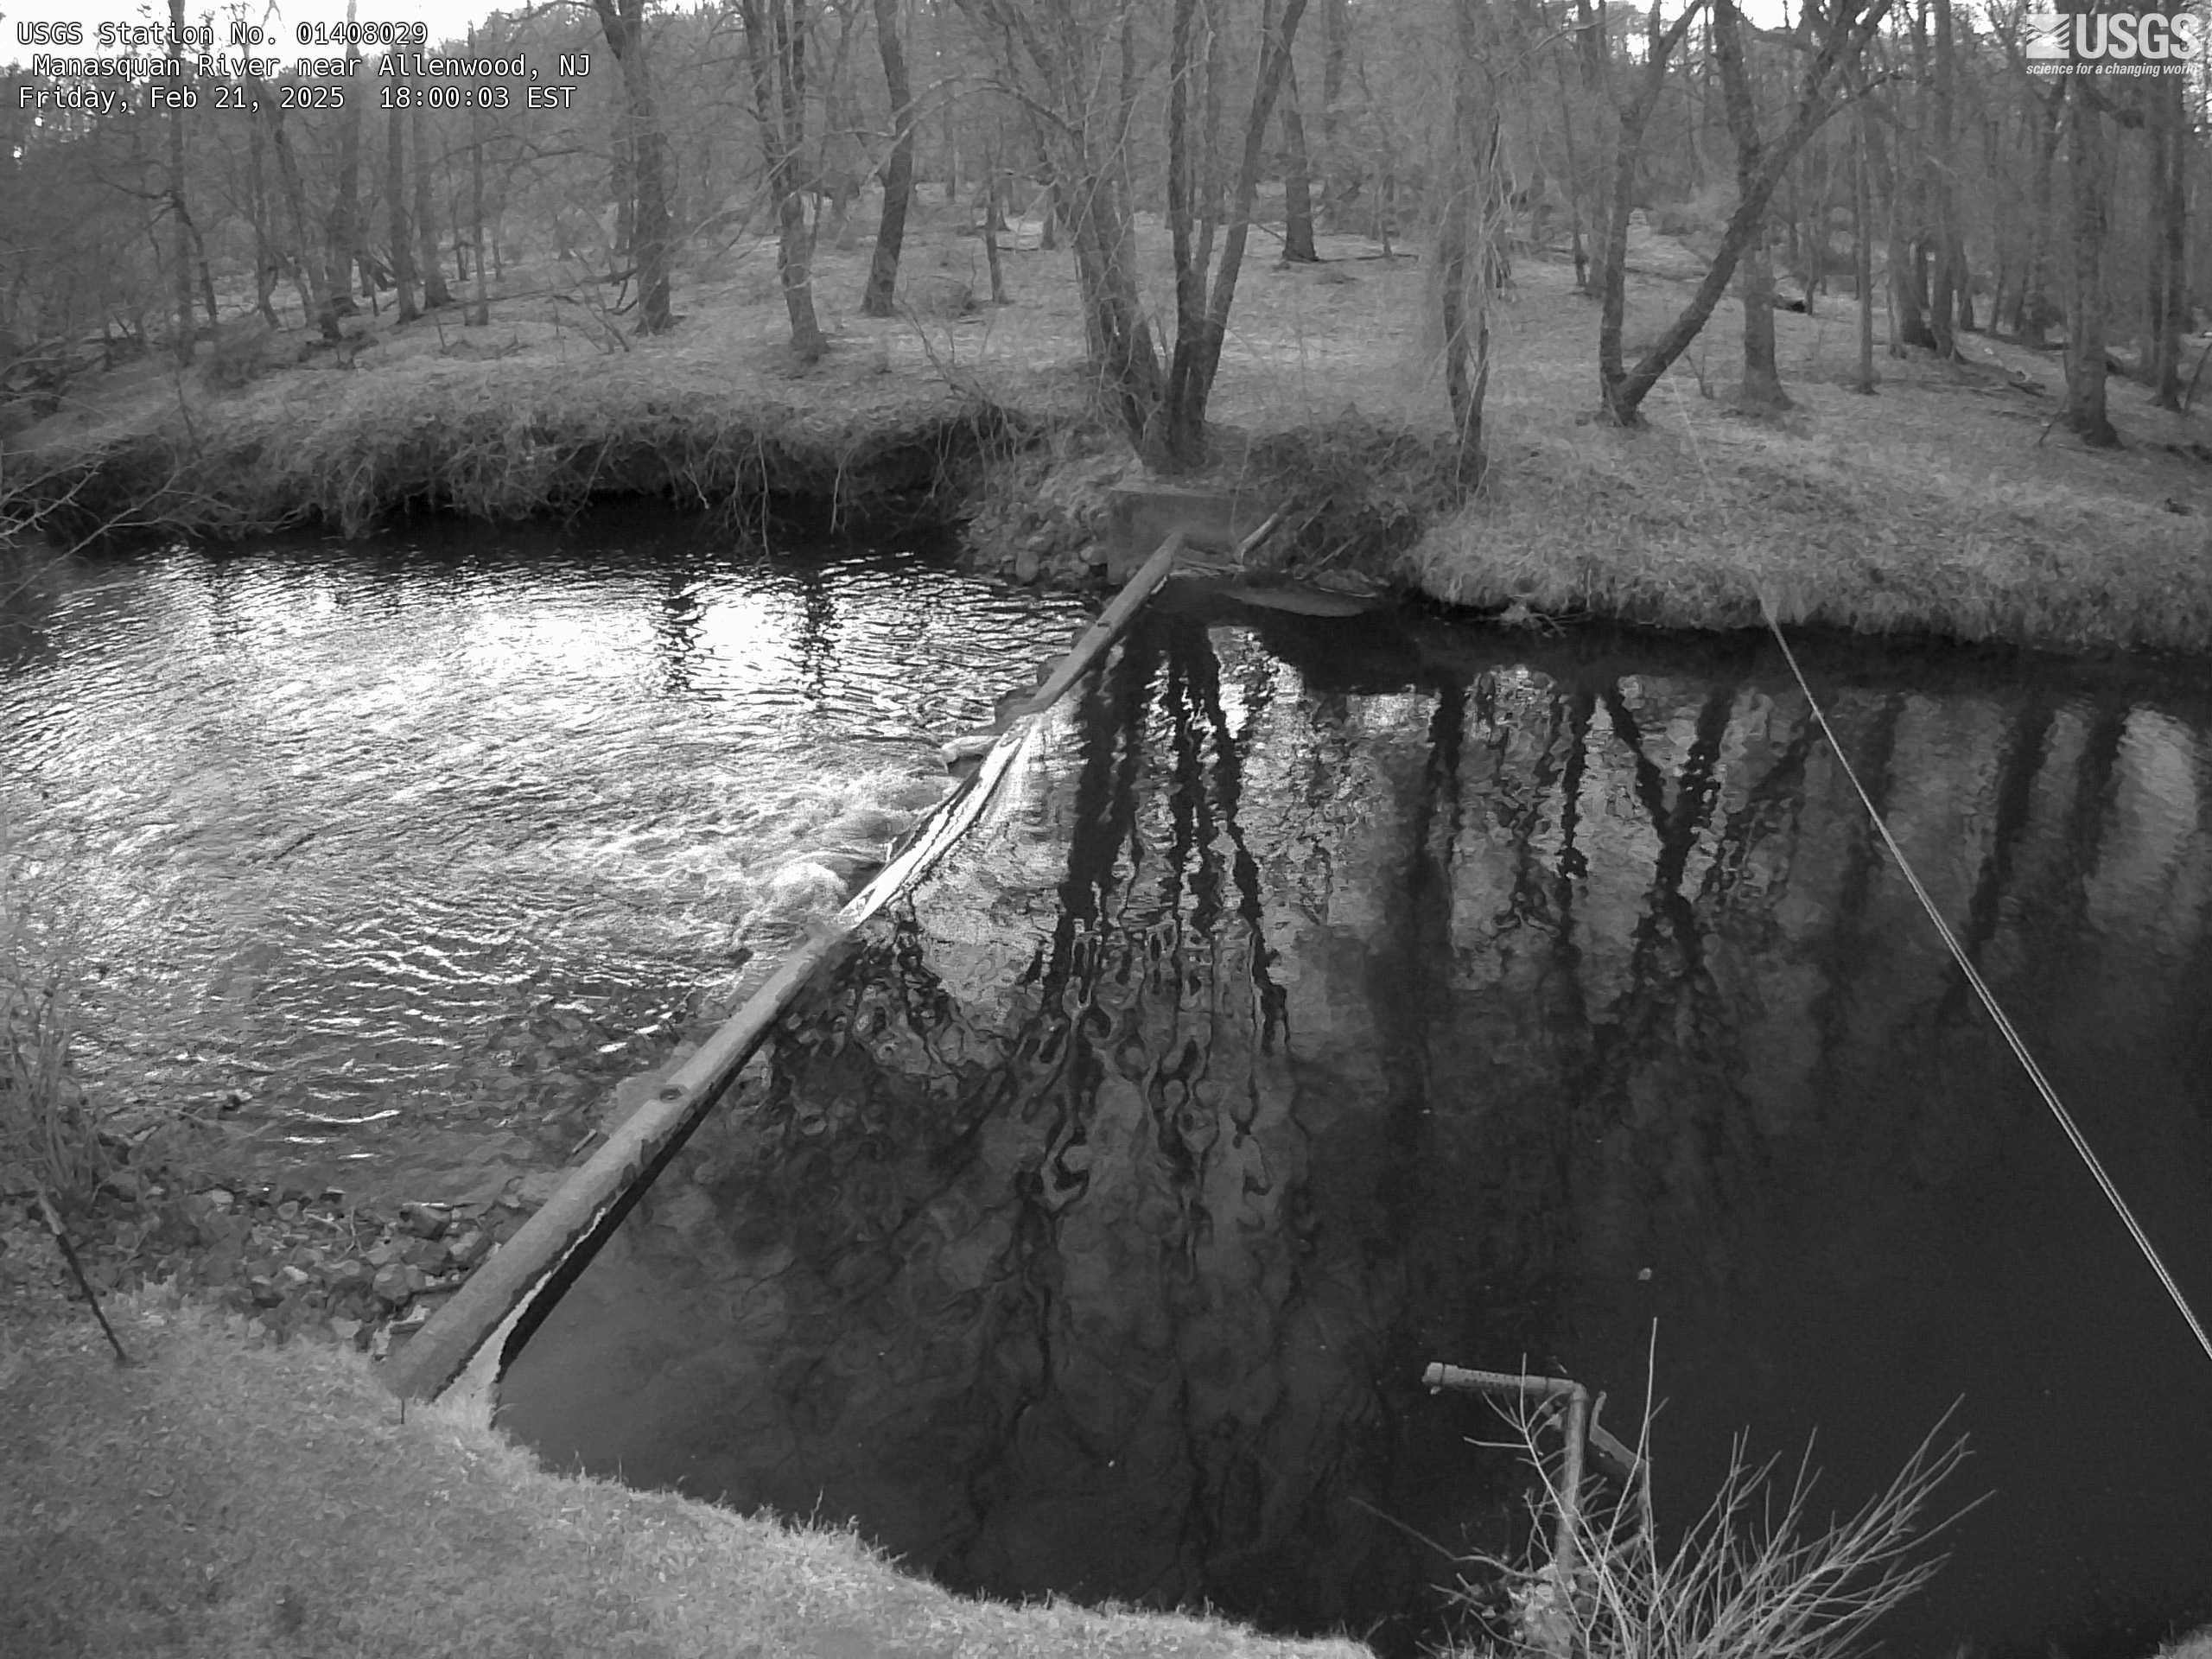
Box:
446, 1229, 491, 1269
401, 1237, 449, 1272
505, 1170, 567, 1208
371, 1265, 413, 1308
938, 733, 996, 766
1013, 546, 1041, 584
398, 1203, 449, 1239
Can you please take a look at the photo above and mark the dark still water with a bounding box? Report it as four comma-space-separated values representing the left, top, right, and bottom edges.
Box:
500, 589, 2212, 1659
0, 513, 1090, 1196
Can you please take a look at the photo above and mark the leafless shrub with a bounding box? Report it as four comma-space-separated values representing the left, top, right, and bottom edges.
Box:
1451, 1396, 1974, 1659
0, 820, 108, 1213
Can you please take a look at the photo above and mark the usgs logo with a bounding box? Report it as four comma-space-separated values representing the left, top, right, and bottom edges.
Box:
2025, 10, 2207, 70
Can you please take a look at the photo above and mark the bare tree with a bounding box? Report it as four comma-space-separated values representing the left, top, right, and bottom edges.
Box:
269, 96, 340, 340
1159, 0, 1313, 464
1713, 0, 1787, 411
592, 0, 676, 332
2149, 41, 2187, 408
2016, 81, 2061, 347
1599, 0, 1894, 426
1437, 0, 1503, 481
739, 0, 827, 361
2061, 73, 2116, 445
410, 96, 453, 310
861, 0, 918, 317
1928, 0, 1965, 353
385, 78, 421, 325
165, 0, 195, 365
1853, 85, 1876, 392
325, 14, 365, 320
1281, 60, 1321, 263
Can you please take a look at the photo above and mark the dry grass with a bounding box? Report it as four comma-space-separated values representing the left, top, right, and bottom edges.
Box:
0, 1288, 1370, 1659
1408, 245, 2212, 653
0, 826, 106, 1215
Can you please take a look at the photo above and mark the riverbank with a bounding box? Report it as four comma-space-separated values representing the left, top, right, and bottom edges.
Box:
7, 210, 2212, 654
0, 1280, 1367, 1659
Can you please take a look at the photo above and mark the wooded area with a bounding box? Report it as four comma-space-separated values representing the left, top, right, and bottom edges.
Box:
3, 0, 2209, 474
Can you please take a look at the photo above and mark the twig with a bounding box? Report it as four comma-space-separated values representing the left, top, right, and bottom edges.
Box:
35, 1188, 132, 1365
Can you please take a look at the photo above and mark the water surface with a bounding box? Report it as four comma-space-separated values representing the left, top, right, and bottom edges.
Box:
5, 521, 2208, 1656
500, 591, 2212, 1659
0, 512, 1089, 1194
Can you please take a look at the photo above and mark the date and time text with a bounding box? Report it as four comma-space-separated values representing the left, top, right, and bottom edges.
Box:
14, 18, 588, 113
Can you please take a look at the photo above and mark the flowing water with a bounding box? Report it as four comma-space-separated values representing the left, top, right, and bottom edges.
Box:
0, 512, 1090, 1198
4, 516, 2209, 1656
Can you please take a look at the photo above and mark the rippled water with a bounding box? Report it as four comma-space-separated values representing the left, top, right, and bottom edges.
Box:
499, 592, 2212, 1659
0, 512, 1090, 1195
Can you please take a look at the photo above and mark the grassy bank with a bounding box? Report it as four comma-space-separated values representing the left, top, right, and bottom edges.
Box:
0, 1287, 1367, 1659
7, 206, 2212, 651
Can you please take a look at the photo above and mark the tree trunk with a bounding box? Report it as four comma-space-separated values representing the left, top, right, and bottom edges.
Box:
2063, 78, 2118, 446
166, 0, 194, 365
593, 0, 675, 332
386, 84, 421, 324
1575, 0, 1618, 301
861, 0, 916, 316
1281, 59, 1319, 263
271, 104, 340, 340
1157, 0, 1311, 468
1854, 95, 1877, 391
741, 0, 827, 361
612, 122, 635, 261
938, 0, 957, 200
2154, 60, 2188, 409
1927, 0, 1960, 358
411, 97, 453, 308
1553, 41, 1591, 291
325, 15, 365, 320
1713, 0, 1789, 411
978, 174, 1007, 302
1439, 0, 1497, 484
469, 42, 491, 326
1320, 0, 1350, 225
2019, 84, 2060, 348
245, 84, 283, 327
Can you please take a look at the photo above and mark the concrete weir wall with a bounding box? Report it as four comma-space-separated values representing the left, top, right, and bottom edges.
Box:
384, 524, 1218, 1404
1103, 485, 1280, 582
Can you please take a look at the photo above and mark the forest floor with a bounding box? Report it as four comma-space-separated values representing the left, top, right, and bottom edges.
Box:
8, 200, 2212, 653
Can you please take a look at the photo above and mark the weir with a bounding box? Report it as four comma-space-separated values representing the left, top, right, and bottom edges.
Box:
385, 519, 1255, 1402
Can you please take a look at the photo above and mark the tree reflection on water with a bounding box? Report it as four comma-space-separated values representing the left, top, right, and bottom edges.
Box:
503, 601, 2212, 1659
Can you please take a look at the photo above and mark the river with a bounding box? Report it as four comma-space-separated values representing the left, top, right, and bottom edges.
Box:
4, 512, 2209, 1658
